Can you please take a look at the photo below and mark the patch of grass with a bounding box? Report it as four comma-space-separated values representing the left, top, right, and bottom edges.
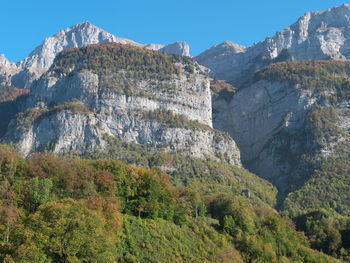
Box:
142, 109, 212, 131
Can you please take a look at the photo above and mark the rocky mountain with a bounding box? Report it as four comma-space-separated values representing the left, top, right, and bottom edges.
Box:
2, 4, 350, 261
0, 22, 190, 90
196, 4, 350, 86
213, 60, 350, 214
21, 22, 138, 71
4, 43, 240, 166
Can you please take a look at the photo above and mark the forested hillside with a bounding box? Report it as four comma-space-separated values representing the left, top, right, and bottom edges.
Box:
0, 145, 338, 262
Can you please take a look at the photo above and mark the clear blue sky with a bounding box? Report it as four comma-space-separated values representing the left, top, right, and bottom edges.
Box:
1, 0, 347, 62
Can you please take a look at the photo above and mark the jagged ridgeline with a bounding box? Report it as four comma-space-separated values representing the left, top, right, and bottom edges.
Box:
195, 4, 350, 86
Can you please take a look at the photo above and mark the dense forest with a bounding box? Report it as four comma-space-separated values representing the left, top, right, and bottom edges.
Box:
0, 145, 339, 262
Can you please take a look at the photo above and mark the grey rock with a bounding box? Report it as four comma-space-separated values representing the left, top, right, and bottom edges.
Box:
21, 22, 141, 70
159, 41, 190, 57
213, 74, 350, 191
0, 54, 21, 86
6, 58, 241, 166
143, 43, 166, 51
213, 80, 313, 189
195, 4, 350, 85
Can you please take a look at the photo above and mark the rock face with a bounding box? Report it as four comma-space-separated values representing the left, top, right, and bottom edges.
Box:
159, 42, 190, 56
0, 54, 20, 86
143, 43, 166, 51
214, 80, 314, 190
213, 60, 350, 193
5, 43, 240, 166
196, 4, 350, 85
0, 22, 191, 90
214, 80, 312, 162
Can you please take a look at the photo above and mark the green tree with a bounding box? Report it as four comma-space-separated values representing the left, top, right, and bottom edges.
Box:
25, 177, 53, 211
11, 199, 117, 262
0, 180, 18, 243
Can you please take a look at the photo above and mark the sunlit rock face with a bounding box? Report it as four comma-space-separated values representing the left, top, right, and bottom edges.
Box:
5, 43, 240, 166
195, 4, 350, 86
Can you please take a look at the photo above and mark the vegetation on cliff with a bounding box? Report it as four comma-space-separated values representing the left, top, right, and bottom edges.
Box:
254, 60, 350, 102
0, 86, 29, 103
252, 60, 350, 260
51, 42, 195, 80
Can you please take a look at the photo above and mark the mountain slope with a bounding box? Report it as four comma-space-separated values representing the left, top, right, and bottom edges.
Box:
0, 22, 190, 91
0, 146, 338, 262
4, 43, 240, 167
196, 4, 350, 86
213, 60, 350, 216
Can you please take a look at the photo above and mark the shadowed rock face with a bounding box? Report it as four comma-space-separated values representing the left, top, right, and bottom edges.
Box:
4, 43, 241, 166
195, 4, 350, 86
213, 60, 350, 196
214, 80, 314, 191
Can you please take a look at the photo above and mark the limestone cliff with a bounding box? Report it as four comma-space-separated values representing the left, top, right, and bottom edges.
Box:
5, 43, 240, 166
213, 60, 350, 199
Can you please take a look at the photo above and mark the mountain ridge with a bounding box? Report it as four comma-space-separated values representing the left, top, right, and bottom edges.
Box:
0, 21, 190, 90
195, 3, 350, 85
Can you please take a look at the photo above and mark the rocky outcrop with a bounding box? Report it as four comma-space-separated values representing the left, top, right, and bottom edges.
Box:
215, 80, 313, 162
143, 43, 166, 51
0, 54, 21, 86
21, 22, 191, 71
196, 4, 350, 86
5, 43, 240, 166
159, 41, 190, 57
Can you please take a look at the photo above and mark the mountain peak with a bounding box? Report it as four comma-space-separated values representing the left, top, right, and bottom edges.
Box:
291, 3, 350, 38
22, 22, 135, 70
195, 4, 350, 85
66, 21, 101, 32
19, 21, 192, 70
76, 21, 94, 27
